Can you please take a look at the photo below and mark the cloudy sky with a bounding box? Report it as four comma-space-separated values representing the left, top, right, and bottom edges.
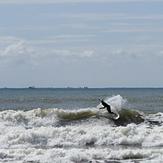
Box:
0, 0, 163, 88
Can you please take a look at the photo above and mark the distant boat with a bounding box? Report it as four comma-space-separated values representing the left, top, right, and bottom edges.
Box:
28, 86, 35, 89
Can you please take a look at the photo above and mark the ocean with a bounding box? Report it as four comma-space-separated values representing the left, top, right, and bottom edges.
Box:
0, 88, 163, 163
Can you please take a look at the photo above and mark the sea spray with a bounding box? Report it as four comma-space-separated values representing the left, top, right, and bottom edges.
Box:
104, 94, 127, 111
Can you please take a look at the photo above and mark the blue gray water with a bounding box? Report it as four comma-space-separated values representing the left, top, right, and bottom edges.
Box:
0, 88, 163, 113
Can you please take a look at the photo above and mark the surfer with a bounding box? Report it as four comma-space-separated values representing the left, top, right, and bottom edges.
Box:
99, 99, 116, 115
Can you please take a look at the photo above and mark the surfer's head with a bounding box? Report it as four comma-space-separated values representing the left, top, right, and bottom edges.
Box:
100, 99, 110, 108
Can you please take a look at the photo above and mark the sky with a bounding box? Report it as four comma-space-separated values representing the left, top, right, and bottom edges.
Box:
0, 0, 163, 88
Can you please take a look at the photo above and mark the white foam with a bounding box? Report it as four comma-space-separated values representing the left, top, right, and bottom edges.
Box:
0, 107, 163, 162
1, 147, 163, 163
105, 95, 127, 110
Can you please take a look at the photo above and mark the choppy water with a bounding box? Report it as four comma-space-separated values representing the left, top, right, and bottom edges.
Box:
1, 88, 163, 112
0, 88, 163, 163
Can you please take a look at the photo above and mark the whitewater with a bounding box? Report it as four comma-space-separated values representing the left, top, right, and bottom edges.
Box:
0, 94, 163, 163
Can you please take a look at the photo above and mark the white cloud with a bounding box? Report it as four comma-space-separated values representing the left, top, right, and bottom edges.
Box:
59, 13, 163, 21
0, 37, 36, 65
0, 36, 162, 68
0, 0, 162, 4
40, 12, 163, 24
0, 36, 23, 45
103, 28, 163, 33
0, 36, 163, 87
0, 36, 96, 66
51, 49, 95, 59
1, 11, 162, 35
94, 45, 163, 64
2, 42, 28, 57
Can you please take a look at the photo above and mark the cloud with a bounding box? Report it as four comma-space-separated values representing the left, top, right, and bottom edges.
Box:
52, 49, 94, 58
158, 50, 163, 57
2, 42, 29, 57
34, 13, 163, 34
43, 48, 96, 64
93, 45, 163, 64
0, 37, 36, 65
0, 36, 24, 45
0, 36, 96, 66
59, 13, 163, 21
1, 36, 163, 88
31, 34, 96, 45
0, 0, 162, 4
0, 36, 162, 68
103, 28, 163, 33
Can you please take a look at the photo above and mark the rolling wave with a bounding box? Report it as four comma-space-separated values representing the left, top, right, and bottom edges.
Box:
0, 95, 163, 162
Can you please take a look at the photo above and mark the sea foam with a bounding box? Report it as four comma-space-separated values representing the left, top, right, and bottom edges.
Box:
0, 95, 163, 162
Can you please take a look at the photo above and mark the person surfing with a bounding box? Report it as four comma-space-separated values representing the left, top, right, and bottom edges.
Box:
99, 99, 120, 120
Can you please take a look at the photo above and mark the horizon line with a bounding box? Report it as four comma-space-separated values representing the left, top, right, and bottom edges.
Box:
0, 87, 163, 89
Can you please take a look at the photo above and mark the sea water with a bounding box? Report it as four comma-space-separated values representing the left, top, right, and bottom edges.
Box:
0, 88, 163, 163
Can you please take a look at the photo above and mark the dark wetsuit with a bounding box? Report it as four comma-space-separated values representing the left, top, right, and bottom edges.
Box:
100, 99, 115, 114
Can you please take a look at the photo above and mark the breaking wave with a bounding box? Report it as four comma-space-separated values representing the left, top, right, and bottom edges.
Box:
0, 95, 163, 162
0, 107, 145, 128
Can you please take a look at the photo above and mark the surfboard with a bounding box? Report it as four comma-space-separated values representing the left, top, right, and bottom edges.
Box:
97, 109, 120, 120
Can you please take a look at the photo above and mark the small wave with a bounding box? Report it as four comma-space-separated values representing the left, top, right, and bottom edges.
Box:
0, 107, 152, 128
0, 95, 143, 127
0, 107, 162, 129
114, 109, 145, 125
56, 109, 97, 121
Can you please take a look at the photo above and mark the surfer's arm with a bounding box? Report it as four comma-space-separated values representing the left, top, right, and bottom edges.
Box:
99, 107, 105, 109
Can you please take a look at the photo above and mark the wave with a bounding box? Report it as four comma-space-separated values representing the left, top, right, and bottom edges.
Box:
0, 95, 163, 162
56, 109, 97, 121
0, 107, 158, 129
0, 108, 163, 162
0, 95, 161, 127
115, 109, 145, 125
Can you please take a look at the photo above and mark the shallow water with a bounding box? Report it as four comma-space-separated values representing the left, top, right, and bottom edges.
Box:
0, 88, 163, 163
